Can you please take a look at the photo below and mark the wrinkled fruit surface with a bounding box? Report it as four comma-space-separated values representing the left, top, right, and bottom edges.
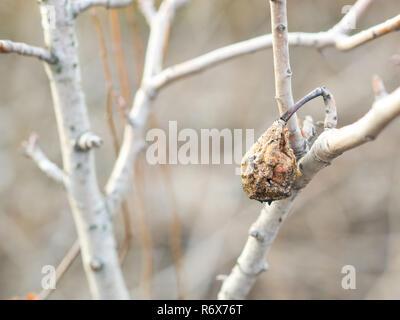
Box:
241, 120, 297, 203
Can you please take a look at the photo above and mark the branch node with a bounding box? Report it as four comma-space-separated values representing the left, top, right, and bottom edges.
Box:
90, 258, 104, 272
249, 229, 265, 242
75, 132, 103, 151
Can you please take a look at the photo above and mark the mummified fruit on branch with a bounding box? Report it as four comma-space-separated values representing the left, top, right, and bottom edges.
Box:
241, 119, 297, 203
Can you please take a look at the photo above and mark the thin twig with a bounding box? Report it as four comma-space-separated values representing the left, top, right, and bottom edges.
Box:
134, 158, 154, 299
109, 9, 132, 105
0, 40, 56, 63
22, 133, 67, 186
105, 0, 192, 215
91, 9, 133, 262
38, 239, 80, 300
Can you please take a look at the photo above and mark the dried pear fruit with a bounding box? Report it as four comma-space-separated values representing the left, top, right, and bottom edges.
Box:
241, 119, 297, 203
241, 87, 336, 204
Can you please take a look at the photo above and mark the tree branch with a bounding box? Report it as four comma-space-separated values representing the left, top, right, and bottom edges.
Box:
73, 0, 133, 16
0, 40, 56, 64
22, 133, 67, 186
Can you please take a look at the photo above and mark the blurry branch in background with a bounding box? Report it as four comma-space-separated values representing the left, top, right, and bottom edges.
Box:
133, 158, 153, 299
0, 40, 56, 63
107, 8, 134, 262
372, 74, 388, 99
150, 2, 400, 90
217, 0, 400, 300
91, 10, 133, 264
127, 2, 186, 299
38, 239, 81, 300
22, 133, 67, 186
109, 9, 131, 105
72, 0, 133, 15
105, 0, 191, 219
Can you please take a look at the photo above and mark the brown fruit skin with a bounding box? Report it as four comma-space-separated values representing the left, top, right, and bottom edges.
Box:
241, 120, 297, 203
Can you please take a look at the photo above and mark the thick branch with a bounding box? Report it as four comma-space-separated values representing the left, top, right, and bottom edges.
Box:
73, 0, 133, 16
22, 133, 67, 186
0, 40, 56, 64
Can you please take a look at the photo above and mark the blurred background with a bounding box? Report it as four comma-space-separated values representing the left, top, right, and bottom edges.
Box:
0, 0, 400, 299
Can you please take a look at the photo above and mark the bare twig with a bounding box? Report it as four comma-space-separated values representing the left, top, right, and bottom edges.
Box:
109, 9, 131, 105
0, 40, 56, 63
38, 239, 81, 300
73, 0, 133, 16
91, 9, 133, 264
22, 133, 67, 186
134, 158, 153, 299
336, 14, 400, 51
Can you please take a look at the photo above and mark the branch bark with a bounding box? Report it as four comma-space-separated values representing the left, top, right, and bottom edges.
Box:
38, 0, 129, 299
